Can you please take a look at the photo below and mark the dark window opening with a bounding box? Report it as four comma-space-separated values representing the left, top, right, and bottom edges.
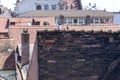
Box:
18, 56, 21, 62
36, 5, 41, 10
52, 5, 57, 10
85, 15, 91, 25
59, 5, 64, 10
43, 21, 49, 25
91, 18, 94, 23
105, 19, 109, 22
100, 19, 104, 23
94, 18, 99, 23
10, 22, 16, 25
44, 5, 49, 10
74, 19, 77, 23
32, 19, 40, 25
36, 22, 40, 25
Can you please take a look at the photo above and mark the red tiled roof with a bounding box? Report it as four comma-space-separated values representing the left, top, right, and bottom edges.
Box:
0, 39, 15, 70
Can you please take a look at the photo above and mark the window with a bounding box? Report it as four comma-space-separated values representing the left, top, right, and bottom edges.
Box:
91, 19, 94, 23
67, 18, 72, 24
32, 19, 40, 25
94, 18, 99, 23
105, 19, 109, 22
33, 22, 40, 25
73, 19, 78, 23
43, 21, 49, 25
52, 5, 57, 10
100, 19, 104, 23
59, 5, 64, 10
17, 56, 21, 62
10, 22, 16, 25
44, 5, 49, 10
109, 19, 113, 23
55, 18, 60, 24
35, 22, 40, 25
36, 5, 41, 10
79, 18, 84, 24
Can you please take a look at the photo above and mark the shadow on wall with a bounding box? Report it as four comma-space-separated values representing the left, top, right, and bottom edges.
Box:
103, 57, 120, 80
3, 51, 15, 70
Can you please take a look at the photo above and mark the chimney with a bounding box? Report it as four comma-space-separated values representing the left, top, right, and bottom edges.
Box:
21, 29, 29, 66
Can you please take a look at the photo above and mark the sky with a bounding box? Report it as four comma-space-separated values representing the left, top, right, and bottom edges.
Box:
81, 0, 120, 12
1, 0, 120, 12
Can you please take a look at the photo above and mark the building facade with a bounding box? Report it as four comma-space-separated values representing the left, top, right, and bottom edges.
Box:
0, 17, 119, 80
18, 10, 114, 25
15, 0, 82, 14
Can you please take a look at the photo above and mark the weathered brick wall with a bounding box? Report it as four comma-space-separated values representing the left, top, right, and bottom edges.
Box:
9, 27, 37, 47
9, 26, 57, 48
8, 24, 120, 48
37, 31, 120, 80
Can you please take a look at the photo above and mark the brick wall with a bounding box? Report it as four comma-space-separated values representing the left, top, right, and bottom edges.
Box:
37, 31, 120, 80
8, 23, 120, 48
9, 27, 37, 47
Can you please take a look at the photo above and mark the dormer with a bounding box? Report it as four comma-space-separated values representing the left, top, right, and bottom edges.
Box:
10, 22, 16, 25
32, 19, 40, 25
43, 21, 49, 25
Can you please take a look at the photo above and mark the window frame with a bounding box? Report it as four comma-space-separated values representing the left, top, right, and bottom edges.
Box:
36, 5, 41, 10
79, 18, 84, 24
67, 18, 72, 24
10, 22, 16, 25
51, 5, 57, 10
94, 18, 99, 23
100, 19, 104, 23
44, 5, 49, 10
73, 19, 78, 24
55, 18, 60, 24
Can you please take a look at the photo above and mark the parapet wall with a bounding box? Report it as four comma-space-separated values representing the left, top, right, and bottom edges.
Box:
9, 25, 120, 47
37, 31, 120, 80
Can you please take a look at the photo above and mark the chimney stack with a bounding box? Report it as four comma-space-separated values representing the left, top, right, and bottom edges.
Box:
21, 29, 29, 66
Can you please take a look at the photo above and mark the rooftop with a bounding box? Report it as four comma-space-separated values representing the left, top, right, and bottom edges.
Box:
18, 10, 114, 18
9, 17, 55, 26
0, 39, 15, 70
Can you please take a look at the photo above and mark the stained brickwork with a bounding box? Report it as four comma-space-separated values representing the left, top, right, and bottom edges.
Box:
37, 31, 120, 80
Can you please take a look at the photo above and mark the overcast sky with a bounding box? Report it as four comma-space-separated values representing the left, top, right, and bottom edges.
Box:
82, 0, 120, 12
1, 0, 120, 12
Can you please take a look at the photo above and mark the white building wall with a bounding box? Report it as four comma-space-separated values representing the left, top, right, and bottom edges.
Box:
113, 14, 120, 24
16, 0, 35, 14
16, 0, 66, 14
